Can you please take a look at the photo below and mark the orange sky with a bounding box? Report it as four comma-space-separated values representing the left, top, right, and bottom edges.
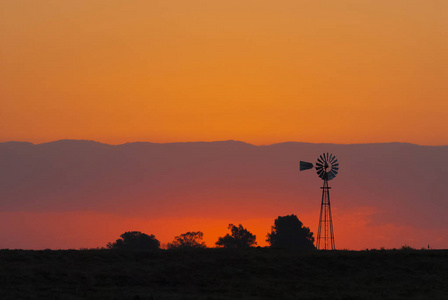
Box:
1, 0, 447, 145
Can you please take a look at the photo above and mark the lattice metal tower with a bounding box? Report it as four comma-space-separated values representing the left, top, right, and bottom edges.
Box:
300, 153, 339, 250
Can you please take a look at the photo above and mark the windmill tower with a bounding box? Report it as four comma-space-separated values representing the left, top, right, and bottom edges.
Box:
300, 153, 339, 250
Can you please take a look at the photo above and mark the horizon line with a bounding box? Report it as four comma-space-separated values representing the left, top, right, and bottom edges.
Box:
1, 139, 447, 147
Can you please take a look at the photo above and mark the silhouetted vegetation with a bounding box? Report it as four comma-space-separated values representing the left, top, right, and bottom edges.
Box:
215, 224, 257, 248
267, 214, 315, 250
167, 231, 206, 249
107, 231, 160, 250
0, 249, 447, 299
400, 244, 416, 251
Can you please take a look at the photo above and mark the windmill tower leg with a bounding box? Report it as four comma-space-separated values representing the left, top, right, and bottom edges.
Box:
317, 180, 335, 250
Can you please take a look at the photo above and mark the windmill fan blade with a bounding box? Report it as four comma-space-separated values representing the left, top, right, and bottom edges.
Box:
312, 153, 339, 181
299, 161, 314, 171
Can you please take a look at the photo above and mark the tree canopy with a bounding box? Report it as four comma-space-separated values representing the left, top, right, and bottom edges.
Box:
107, 231, 160, 250
167, 231, 207, 249
266, 215, 315, 250
215, 224, 257, 248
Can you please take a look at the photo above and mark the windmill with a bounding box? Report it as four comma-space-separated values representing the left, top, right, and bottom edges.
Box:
300, 153, 339, 250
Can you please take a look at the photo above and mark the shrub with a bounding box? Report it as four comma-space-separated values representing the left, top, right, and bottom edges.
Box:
107, 231, 160, 250
167, 231, 206, 249
215, 224, 257, 248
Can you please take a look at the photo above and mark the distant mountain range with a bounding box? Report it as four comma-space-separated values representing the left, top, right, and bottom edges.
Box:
1, 140, 447, 232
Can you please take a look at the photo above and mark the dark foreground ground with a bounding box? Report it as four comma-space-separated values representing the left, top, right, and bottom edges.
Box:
1, 248, 447, 299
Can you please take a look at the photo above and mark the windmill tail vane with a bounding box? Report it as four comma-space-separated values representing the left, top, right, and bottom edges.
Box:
299, 161, 313, 171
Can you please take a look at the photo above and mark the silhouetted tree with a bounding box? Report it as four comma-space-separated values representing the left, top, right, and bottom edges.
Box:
107, 231, 160, 250
167, 231, 207, 249
266, 215, 315, 250
215, 224, 257, 248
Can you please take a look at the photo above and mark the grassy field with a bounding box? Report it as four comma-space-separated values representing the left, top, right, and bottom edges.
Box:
0, 248, 447, 299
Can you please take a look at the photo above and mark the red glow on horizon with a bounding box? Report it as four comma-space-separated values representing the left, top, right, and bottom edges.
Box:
1, 209, 445, 250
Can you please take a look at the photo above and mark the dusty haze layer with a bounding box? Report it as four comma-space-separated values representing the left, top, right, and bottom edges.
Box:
0, 140, 446, 249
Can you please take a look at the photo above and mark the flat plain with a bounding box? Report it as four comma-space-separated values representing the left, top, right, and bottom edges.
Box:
1, 248, 447, 299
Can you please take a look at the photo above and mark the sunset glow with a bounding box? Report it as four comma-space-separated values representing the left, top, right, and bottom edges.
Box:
1, 1, 447, 251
